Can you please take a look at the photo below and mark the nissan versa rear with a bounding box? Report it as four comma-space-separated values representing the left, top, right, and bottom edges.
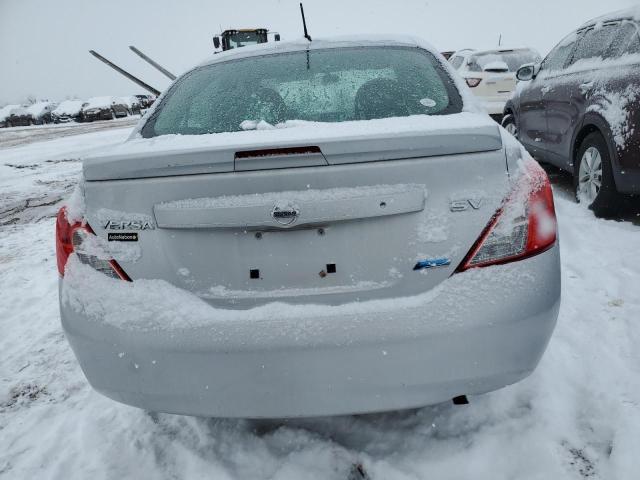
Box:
57, 37, 561, 418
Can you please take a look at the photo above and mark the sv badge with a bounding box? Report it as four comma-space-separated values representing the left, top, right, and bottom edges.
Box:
449, 198, 483, 212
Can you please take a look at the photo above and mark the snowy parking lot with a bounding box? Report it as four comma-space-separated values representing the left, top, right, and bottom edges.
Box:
1, 126, 639, 479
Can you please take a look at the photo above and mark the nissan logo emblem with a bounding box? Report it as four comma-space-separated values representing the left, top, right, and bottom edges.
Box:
271, 204, 300, 226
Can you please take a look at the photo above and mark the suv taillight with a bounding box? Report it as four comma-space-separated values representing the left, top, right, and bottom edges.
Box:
465, 78, 482, 88
56, 207, 130, 280
456, 159, 557, 271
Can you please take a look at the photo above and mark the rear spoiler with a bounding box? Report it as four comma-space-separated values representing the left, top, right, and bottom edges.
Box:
83, 123, 502, 181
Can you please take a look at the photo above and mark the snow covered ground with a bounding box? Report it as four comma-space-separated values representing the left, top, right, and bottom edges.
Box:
1, 127, 639, 480
0, 116, 139, 149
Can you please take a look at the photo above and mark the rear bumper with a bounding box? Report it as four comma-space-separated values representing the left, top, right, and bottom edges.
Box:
60, 245, 561, 418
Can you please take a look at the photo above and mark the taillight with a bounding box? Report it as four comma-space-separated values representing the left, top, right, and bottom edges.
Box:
465, 78, 482, 88
55, 207, 130, 280
456, 159, 557, 272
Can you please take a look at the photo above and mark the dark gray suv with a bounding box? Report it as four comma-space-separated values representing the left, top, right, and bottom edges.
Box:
503, 8, 640, 216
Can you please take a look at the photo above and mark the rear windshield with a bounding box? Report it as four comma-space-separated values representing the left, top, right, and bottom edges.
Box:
467, 50, 541, 72
141, 46, 463, 138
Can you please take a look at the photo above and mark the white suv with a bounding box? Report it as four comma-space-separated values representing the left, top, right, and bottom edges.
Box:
449, 48, 541, 117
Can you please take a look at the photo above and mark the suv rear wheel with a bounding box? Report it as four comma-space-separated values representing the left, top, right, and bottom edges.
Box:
574, 132, 620, 217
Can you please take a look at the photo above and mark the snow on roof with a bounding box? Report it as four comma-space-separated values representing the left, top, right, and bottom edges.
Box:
26, 101, 54, 117
200, 35, 426, 67
580, 7, 640, 29
53, 100, 84, 115
118, 96, 138, 107
8, 106, 28, 116
84, 96, 116, 109
0, 104, 21, 121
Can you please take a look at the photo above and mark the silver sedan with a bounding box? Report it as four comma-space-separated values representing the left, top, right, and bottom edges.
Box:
57, 37, 560, 418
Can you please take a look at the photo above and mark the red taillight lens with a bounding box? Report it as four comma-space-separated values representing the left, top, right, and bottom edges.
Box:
55, 207, 130, 280
465, 78, 482, 88
456, 160, 557, 272
56, 207, 77, 276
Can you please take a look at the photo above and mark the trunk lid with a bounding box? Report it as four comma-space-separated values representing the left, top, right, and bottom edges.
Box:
82, 118, 508, 309
83, 114, 502, 180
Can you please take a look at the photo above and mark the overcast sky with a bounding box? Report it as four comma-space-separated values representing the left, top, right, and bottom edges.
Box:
0, 0, 636, 105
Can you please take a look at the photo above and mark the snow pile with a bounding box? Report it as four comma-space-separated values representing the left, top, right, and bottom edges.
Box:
72, 228, 142, 264
239, 119, 301, 131
158, 184, 422, 210
52, 100, 84, 116
204, 279, 393, 300
240, 119, 282, 130
64, 180, 86, 223
61, 253, 530, 334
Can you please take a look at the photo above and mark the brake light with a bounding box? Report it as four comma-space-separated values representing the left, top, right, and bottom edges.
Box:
55, 207, 130, 280
465, 78, 482, 88
456, 159, 556, 271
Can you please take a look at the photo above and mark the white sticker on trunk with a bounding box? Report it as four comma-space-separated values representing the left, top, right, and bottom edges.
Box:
419, 98, 437, 108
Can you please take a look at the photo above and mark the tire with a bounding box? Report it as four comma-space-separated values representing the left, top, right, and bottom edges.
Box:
574, 132, 621, 217
502, 114, 518, 138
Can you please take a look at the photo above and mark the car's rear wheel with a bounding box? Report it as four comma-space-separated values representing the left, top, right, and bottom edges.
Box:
502, 114, 518, 138
574, 132, 621, 217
